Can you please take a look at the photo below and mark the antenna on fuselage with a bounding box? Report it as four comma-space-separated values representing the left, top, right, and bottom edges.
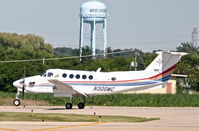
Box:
96, 68, 101, 72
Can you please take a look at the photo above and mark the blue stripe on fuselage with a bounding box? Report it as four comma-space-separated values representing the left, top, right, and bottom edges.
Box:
35, 75, 171, 87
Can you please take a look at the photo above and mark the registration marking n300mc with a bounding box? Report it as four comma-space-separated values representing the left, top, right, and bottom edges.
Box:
93, 86, 115, 92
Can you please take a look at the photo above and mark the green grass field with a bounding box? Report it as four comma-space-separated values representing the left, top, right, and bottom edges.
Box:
0, 92, 199, 107
0, 112, 159, 122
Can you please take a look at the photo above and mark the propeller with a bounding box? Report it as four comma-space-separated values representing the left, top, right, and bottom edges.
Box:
22, 66, 26, 99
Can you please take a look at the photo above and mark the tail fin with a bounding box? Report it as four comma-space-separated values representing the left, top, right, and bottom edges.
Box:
145, 52, 188, 76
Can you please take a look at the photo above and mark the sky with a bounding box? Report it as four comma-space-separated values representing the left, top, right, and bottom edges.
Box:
0, 0, 198, 52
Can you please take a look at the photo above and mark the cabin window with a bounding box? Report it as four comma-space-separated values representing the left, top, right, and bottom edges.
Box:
48, 72, 53, 77
62, 73, 67, 78
111, 77, 117, 81
76, 74, 80, 79
82, 75, 87, 79
69, 74, 74, 79
89, 75, 93, 80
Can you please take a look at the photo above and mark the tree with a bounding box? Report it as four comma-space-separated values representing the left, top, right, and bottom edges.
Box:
107, 47, 113, 58
175, 43, 199, 91
81, 46, 92, 65
176, 42, 199, 54
0, 33, 53, 92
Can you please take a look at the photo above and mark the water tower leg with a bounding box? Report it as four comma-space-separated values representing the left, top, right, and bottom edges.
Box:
91, 20, 96, 58
90, 23, 93, 51
103, 18, 107, 57
79, 17, 84, 61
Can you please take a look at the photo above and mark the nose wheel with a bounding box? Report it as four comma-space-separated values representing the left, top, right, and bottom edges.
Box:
13, 99, 20, 106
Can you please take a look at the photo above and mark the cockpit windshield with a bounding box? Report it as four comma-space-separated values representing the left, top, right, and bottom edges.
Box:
40, 71, 47, 77
40, 71, 54, 77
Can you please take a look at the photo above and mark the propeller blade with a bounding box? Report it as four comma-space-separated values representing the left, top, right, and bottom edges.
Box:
22, 85, 25, 99
22, 66, 26, 100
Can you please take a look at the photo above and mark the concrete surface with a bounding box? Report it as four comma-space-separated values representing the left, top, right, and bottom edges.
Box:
0, 106, 198, 131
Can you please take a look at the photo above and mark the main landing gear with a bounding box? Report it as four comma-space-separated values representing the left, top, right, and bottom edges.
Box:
13, 89, 21, 106
65, 97, 85, 109
65, 103, 73, 109
78, 102, 85, 109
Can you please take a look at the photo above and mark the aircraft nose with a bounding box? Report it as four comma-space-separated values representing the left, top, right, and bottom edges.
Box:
13, 80, 23, 88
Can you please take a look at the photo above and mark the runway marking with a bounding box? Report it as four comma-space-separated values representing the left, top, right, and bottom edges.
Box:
28, 122, 105, 131
0, 128, 18, 131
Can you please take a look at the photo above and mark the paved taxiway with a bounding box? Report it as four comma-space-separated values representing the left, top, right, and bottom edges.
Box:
0, 106, 198, 131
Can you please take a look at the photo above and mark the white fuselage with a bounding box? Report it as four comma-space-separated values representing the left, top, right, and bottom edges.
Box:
13, 69, 168, 96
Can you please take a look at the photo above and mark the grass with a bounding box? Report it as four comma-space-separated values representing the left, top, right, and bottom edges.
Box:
0, 98, 51, 106
0, 91, 199, 107
0, 112, 159, 122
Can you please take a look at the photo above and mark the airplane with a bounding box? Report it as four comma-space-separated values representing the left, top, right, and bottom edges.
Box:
13, 51, 187, 109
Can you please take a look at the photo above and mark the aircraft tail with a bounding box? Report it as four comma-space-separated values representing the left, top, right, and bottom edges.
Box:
144, 52, 188, 80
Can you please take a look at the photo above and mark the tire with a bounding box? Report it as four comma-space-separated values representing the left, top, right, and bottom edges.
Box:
78, 102, 85, 109
65, 103, 72, 109
13, 99, 20, 106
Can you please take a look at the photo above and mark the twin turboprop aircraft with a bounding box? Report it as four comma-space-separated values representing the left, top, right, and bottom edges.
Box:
13, 52, 187, 109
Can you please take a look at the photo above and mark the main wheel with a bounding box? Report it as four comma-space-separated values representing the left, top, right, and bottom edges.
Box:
78, 102, 85, 109
65, 103, 72, 109
13, 99, 20, 106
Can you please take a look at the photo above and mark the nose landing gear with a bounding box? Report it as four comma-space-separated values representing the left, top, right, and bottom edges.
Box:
13, 89, 21, 106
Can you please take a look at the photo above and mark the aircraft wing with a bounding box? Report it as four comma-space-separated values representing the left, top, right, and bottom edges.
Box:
48, 79, 85, 97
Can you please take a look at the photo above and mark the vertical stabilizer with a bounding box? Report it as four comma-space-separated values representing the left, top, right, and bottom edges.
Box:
145, 52, 188, 76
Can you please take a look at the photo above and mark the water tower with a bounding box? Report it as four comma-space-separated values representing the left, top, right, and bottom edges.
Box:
79, 0, 108, 58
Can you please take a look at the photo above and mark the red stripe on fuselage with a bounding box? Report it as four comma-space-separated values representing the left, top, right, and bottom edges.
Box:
61, 64, 177, 84
39, 64, 177, 85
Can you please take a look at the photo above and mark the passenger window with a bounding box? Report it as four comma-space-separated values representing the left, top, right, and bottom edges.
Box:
82, 75, 87, 79
48, 72, 53, 77
62, 73, 67, 78
76, 74, 80, 79
89, 75, 93, 80
111, 77, 117, 81
69, 74, 74, 79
